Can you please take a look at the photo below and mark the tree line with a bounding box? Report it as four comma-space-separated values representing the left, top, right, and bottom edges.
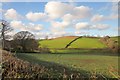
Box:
0, 20, 38, 52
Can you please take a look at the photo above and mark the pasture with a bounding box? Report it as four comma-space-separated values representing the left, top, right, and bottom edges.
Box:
14, 36, 119, 78
39, 37, 107, 49
39, 36, 76, 48
16, 53, 119, 78
69, 38, 107, 48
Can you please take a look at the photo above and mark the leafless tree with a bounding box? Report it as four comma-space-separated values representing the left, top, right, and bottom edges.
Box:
13, 31, 38, 52
0, 20, 13, 49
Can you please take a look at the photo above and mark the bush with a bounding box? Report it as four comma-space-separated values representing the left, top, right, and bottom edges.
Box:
100, 36, 118, 53
38, 47, 51, 53
2, 50, 51, 79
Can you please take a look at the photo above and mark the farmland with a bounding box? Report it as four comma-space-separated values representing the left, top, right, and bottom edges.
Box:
39, 37, 107, 49
39, 36, 109, 54
29, 36, 119, 78
39, 36, 77, 48
16, 53, 119, 78
1, 1, 119, 79
69, 38, 107, 48
3, 36, 120, 79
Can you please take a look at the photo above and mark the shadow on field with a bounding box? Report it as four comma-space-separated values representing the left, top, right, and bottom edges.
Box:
51, 48, 118, 56
17, 53, 92, 78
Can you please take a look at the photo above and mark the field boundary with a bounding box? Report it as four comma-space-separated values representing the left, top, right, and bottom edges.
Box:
65, 36, 82, 48
50, 48, 110, 50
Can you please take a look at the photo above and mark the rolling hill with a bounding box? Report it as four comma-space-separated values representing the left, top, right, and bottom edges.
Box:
69, 38, 107, 48
39, 36, 107, 49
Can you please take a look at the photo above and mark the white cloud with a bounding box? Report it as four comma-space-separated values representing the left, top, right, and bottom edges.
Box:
34, 31, 67, 39
73, 6, 92, 19
51, 21, 70, 29
10, 20, 43, 32
75, 22, 90, 30
75, 31, 89, 35
51, 31, 76, 38
45, 1, 91, 19
92, 2, 118, 22
27, 23, 43, 32
51, 21, 63, 28
62, 14, 74, 22
53, 31, 66, 37
75, 22, 110, 30
10, 20, 26, 30
91, 14, 118, 22
4, 8, 22, 20
34, 32, 47, 39
50, 31, 74, 39
91, 24, 110, 30
45, 1, 74, 19
24, 1, 92, 30
50, 14, 74, 29
3, 1, 114, 38
26, 12, 47, 22
91, 14, 104, 22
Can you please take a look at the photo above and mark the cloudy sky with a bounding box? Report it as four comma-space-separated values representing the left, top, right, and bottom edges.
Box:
0, 1, 118, 39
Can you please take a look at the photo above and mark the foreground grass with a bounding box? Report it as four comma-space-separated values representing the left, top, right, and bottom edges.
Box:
16, 53, 119, 78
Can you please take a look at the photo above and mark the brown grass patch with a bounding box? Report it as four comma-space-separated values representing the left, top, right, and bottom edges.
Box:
53, 36, 78, 39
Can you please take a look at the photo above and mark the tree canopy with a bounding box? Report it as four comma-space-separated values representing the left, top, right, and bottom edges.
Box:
12, 31, 38, 52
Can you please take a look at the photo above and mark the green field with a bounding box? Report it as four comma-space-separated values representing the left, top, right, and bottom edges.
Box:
39, 37, 76, 48
111, 36, 120, 41
39, 37, 107, 49
16, 36, 119, 78
69, 38, 107, 48
17, 53, 119, 78
111, 37, 120, 45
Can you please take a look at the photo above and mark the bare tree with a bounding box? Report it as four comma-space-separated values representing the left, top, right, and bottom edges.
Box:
0, 20, 13, 50
13, 31, 38, 52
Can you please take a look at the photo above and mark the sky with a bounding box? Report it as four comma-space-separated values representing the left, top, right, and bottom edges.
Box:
0, 1, 118, 39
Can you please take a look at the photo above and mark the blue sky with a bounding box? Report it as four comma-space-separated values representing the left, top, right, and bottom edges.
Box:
1, 1, 118, 39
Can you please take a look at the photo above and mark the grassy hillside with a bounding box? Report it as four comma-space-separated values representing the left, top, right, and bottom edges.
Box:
111, 36, 120, 40
111, 36, 120, 45
39, 36, 107, 49
39, 36, 77, 48
69, 38, 107, 48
